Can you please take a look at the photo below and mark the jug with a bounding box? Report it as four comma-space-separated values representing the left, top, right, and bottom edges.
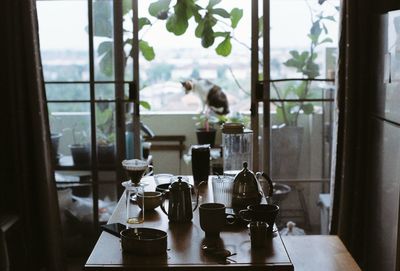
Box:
231, 162, 273, 212
222, 123, 253, 175
161, 176, 202, 223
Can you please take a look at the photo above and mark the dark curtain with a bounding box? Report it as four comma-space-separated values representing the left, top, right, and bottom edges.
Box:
330, 0, 373, 268
1, 0, 65, 270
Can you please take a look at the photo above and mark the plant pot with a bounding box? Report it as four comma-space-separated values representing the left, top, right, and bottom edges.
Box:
271, 126, 304, 179
51, 133, 62, 164
97, 143, 115, 166
69, 144, 90, 167
196, 128, 216, 147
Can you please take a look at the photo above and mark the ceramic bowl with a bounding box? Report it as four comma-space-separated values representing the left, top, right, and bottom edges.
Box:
137, 191, 164, 211
155, 183, 171, 198
120, 228, 167, 255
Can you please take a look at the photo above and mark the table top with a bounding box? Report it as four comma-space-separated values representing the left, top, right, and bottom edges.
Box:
282, 235, 361, 271
85, 176, 294, 270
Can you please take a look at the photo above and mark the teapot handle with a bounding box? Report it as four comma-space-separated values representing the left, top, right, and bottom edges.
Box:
192, 181, 206, 212
160, 191, 169, 216
255, 172, 274, 198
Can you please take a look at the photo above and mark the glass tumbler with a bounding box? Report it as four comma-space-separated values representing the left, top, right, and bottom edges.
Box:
125, 184, 145, 226
211, 176, 234, 208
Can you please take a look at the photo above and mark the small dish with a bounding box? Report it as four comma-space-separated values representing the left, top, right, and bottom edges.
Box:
120, 228, 167, 255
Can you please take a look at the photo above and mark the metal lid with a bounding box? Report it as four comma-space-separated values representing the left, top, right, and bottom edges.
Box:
234, 161, 256, 183
170, 176, 190, 190
222, 123, 244, 134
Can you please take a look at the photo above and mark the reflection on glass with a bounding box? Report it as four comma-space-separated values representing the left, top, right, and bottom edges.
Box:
96, 102, 116, 166
48, 102, 91, 168
269, 101, 332, 180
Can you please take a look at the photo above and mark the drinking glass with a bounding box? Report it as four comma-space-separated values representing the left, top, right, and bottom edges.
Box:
211, 176, 234, 208
124, 183, 145, 226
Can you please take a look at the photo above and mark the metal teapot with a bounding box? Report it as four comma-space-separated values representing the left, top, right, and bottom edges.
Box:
231, 162, 273, 212
160, 176, 201, 223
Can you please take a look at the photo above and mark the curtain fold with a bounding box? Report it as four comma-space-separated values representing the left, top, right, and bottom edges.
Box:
330, 0, 373, 267
2, 0, 65, 270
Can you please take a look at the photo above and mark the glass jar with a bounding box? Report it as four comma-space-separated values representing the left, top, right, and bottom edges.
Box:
222, 123, 253, 175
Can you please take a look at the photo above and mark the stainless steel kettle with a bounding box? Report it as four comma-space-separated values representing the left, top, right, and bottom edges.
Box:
160, 176, 200, 223
231, 162, 273, 212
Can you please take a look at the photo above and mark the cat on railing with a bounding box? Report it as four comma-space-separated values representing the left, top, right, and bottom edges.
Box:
181, 79, 230, 116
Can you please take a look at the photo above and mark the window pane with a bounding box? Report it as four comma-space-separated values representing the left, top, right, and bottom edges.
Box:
48, 102, 92, 168
37, 1, 89, 81
93, 0, 115, 81
46, 83, 90, 101
270, 0, 339, 80
137, 0, 251, 113
96, 102, 116, 167
95, 83, 115, 100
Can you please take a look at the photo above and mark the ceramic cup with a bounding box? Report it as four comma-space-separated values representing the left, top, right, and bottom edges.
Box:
199, 203, 235, 238
239, 204, 279, 232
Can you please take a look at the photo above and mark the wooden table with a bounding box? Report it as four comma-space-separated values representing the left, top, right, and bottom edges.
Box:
282, 235, 361, 271
85, 176, 294, 270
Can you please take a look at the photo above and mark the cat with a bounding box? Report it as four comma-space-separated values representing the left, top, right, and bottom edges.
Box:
181, 79, 230, 115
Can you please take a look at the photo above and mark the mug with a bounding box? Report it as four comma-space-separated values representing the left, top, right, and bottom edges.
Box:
239, 204, 279, 230
199, 203, 235, 238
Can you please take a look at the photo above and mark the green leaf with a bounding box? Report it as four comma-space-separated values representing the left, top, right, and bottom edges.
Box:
166, 14, 188, 35
139, 100, 151, 110
212, 8, 230, 18
276, 106, 285, 124
215, 36, 232, 57
207, 0, 221, 9
213, 31, 229, 37
322, 23, 328, 34
138, 17, 151, 31
149, 0, 171, 18
99, 49, 113, 77
122, 0, 131, 15
97, 41, 113, 56
230, 8, 243, 29
318, 37, 333, 45
195, 20, 205, 38
303, 60, 320, 78
201, 18, 215, 47
93, 1, 113, 38
139, 40, 155, 61
302, 103, 314, 114
323, 15, 336, 22
258, 16, 264, 37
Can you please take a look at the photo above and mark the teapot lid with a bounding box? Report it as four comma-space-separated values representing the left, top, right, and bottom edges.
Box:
170, 176, 190, 190
234, 162, 256, 182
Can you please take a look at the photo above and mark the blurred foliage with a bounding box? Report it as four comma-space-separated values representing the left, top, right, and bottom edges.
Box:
273, 4, 336, 126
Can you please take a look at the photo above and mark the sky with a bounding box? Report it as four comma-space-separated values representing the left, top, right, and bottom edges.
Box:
37, 0, 339, 51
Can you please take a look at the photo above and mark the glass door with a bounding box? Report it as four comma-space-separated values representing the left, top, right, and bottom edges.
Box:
38, 0, 141, 254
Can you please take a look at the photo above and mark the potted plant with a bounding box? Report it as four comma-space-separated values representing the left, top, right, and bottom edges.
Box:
51, 132, 62, 164
270, 10, 335, 178
193, 113, 220, 147
96, 103, 116, 166
68, 124, 90, 167
97, 130, 116, 166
